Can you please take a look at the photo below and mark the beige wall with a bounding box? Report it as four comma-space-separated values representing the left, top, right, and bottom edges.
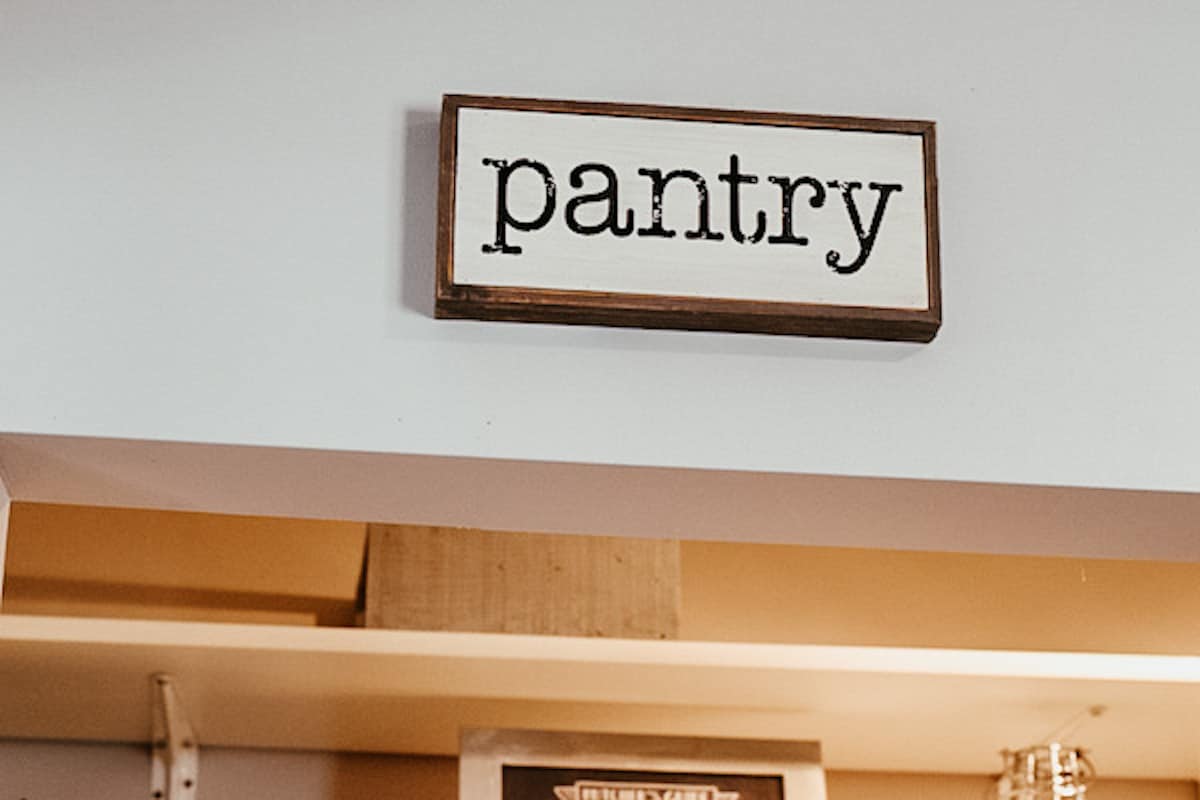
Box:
6, 505, 1200, 796
9, 503, 1200, 656
1, 744, 1193, 800
681, 541, 1200, 653
827, 771, 1196, 800
2, 502, 367, 625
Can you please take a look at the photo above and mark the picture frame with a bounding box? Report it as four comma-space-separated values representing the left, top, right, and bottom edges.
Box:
460, 728, 826, 800
436, 94, 940, 342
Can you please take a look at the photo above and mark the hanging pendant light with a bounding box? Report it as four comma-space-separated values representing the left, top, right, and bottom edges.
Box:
997, 743, 1095, 800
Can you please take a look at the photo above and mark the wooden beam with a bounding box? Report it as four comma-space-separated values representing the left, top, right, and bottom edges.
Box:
364, 525, 680, 639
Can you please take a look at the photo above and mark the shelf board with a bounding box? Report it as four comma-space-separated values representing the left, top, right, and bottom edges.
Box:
1, 614, 1198, 778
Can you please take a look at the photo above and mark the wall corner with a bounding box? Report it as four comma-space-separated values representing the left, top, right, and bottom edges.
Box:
0, 456, 13, 608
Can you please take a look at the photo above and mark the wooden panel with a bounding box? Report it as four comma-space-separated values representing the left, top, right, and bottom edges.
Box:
365, 524, 679, 639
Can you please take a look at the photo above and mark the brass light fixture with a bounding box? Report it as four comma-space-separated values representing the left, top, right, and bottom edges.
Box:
997, 743, 1095, 800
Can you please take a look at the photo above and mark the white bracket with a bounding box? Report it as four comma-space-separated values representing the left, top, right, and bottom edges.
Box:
151, 674, 199, 800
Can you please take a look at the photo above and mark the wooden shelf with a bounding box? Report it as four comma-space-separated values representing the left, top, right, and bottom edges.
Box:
1, 614, 1198, 779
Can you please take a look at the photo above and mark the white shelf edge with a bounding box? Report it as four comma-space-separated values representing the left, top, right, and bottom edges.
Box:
3, 613, 1199, 780
4, 613, 1200, 684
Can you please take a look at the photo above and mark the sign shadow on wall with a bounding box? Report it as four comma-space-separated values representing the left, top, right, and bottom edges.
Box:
398, 108, 441, 318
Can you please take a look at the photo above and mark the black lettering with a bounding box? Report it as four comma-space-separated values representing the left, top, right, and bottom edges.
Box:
636, 168, 724, 241
825, 181, 903, 274
480, 157, 556, 255
565, 163, 634, 237
717, 154, 767, 244
767, 175, 825, 246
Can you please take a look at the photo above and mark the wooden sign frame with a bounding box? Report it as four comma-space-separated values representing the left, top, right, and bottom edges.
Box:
435, 94, 941, 342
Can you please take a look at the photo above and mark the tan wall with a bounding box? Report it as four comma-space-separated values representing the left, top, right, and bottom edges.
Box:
327, 758, 1200, 800
3, 505, 1200, 796
9, 503, 1200, 655
827, 772, 1196, 800
342, 758, 1199, 800
1, 502, 367, 624
0, 744, 1193, 800
681, 541, 1200, 653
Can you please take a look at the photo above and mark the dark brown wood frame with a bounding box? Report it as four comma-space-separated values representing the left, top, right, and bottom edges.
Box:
435, 94, 941, 342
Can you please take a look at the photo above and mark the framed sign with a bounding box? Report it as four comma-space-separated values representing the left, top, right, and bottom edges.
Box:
460, 729, 826, 800
435, 94, 940, 341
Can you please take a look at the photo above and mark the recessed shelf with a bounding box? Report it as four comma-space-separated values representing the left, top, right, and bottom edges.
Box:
1, 614, 1197, 779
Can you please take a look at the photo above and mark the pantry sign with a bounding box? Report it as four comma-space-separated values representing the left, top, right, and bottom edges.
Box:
435, 95, 940, 341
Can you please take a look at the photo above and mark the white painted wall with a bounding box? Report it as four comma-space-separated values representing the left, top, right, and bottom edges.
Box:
2, 1, 1198, 493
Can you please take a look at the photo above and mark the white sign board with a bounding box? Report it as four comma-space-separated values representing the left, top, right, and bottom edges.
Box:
436, 96, 940, 341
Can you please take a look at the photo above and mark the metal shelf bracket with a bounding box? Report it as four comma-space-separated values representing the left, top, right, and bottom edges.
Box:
151, 674, 198, 800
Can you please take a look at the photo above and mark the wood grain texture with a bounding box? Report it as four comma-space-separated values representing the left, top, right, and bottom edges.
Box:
364, 524, 680, 639
435, 94, 941, 342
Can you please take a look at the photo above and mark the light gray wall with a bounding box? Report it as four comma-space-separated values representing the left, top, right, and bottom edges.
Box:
2, 1, 1198, 493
